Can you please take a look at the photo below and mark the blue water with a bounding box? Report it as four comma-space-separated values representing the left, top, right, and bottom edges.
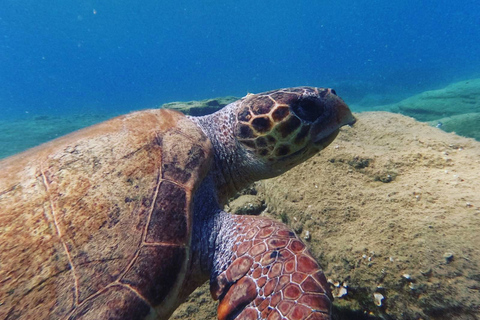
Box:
1, 0, 480, 120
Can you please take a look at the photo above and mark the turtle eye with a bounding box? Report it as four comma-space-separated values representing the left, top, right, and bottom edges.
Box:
291, 97, 325, 123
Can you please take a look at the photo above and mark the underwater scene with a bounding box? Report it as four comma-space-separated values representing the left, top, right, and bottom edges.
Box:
1, 0, 479, 319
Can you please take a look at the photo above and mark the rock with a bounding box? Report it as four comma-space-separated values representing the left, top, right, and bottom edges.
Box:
443, 252, 454, 263
304, 230, 311, 241
226, 194, 265, 216
259, 111, 480, 319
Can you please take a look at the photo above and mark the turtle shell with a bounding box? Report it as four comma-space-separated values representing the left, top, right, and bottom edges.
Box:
0, 109, 213, 319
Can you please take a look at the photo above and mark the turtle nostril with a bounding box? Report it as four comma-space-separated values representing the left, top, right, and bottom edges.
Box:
291, 97, 325, 122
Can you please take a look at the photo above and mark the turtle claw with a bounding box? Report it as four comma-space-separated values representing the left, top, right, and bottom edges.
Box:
212, 215, 332, 320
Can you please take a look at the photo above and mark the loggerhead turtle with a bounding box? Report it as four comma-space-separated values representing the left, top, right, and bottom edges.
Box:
0, 87, 355, 320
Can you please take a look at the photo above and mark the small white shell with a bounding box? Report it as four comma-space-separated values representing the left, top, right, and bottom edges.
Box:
373, 292, 384, 306
335, 286, 348, 298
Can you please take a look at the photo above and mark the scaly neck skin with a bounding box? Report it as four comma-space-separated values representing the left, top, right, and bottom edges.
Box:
185, 104, 252, 292
188, 102, 258, 205
188, 175, 240, 294
188, 103, 282, 288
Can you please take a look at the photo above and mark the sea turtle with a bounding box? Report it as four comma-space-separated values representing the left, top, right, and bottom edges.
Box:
0, 87, 355, 320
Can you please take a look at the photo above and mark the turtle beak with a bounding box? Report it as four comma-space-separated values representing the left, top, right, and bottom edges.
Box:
324, 88, 356, 127
309, 88, 355, 146
337, 102, 356, 127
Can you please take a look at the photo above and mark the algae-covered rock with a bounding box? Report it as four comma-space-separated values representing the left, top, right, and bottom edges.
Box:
378, 78, 480, 121
161, 96, 238, 116
428, 113, 480, 141
0, 97, 238, 159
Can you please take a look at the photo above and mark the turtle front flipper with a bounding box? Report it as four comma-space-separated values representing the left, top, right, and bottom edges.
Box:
211, 214, 332, 320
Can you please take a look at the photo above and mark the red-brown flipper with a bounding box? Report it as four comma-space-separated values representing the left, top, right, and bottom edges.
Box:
212, 216, 332, 320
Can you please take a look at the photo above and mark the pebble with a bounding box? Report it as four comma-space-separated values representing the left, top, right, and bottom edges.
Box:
227, 195, 265, 215
402, 274, 411, 280
304, 230, 311, 241
420, 268, 432, 276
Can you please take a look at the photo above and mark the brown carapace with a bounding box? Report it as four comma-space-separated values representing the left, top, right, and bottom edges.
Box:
0, 87, 355, 320
0, 110, 213, 320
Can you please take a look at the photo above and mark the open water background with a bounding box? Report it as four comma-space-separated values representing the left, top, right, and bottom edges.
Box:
1, 0, 479, 119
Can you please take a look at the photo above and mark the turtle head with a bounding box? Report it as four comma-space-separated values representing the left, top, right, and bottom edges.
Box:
189, 86, 355, 203
234, 87, 355, 175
